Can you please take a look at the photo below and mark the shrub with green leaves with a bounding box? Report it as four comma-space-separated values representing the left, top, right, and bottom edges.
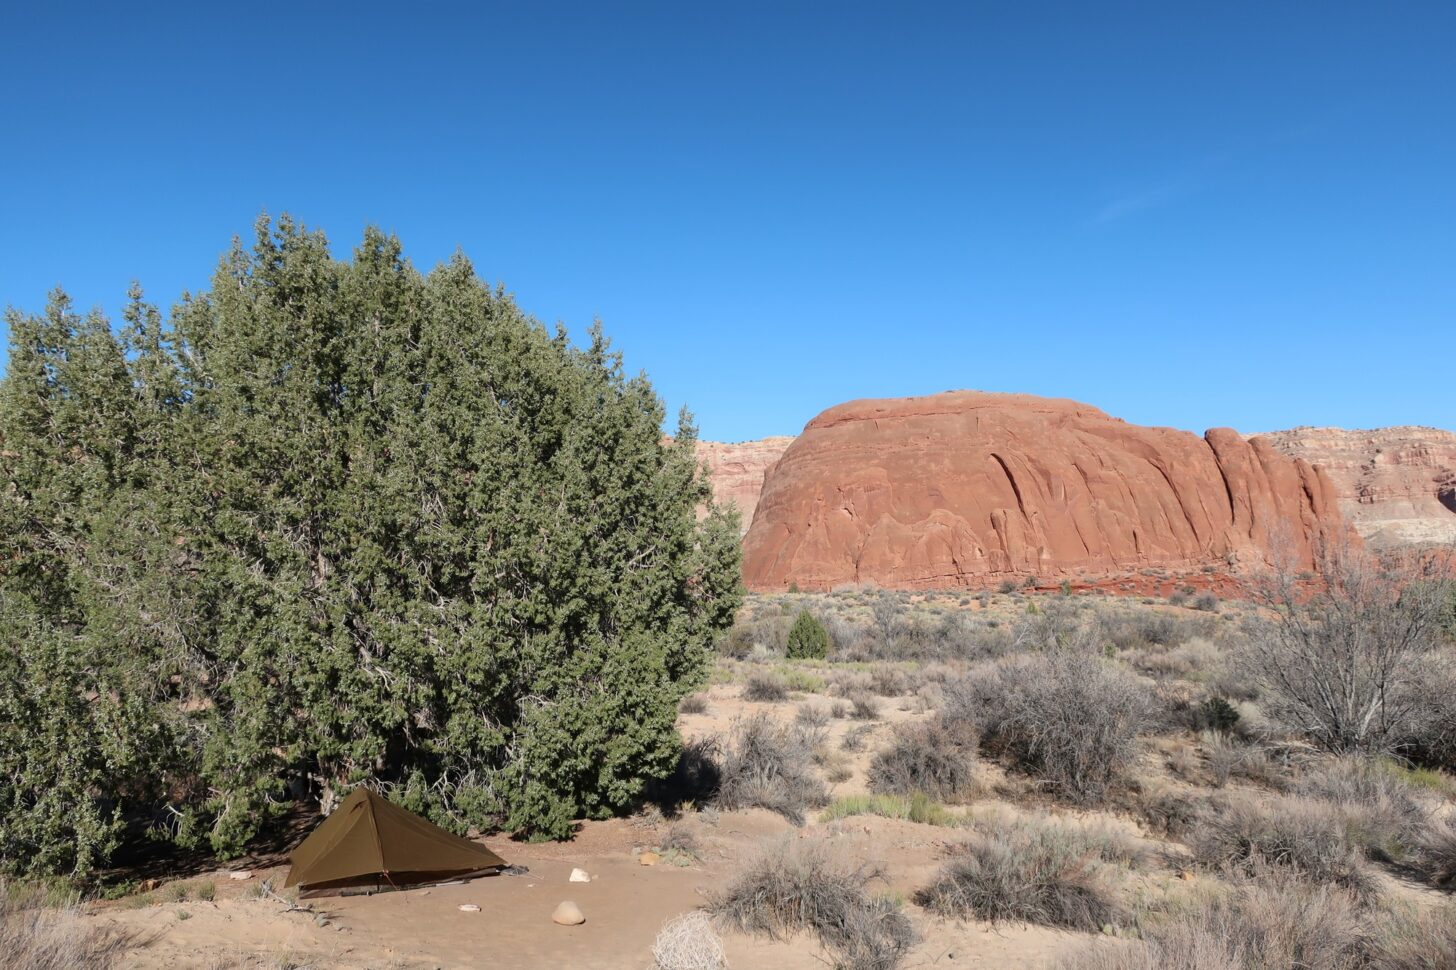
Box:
786, 609, 830, 660
0, 215, 741, 876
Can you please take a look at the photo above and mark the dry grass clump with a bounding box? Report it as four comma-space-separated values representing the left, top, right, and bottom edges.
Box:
867, 719, 977, 801
653, 910, 727, 970
946, 650, 1154, 803
743, 672, 790, 703
1052, 868, 1368, 970
1410, 815, 1456, 890
713, 714, 828, 825
1202, 731, 1281, 788
822, 792, 954, 827
914, 813, 1135, 931
0, 884, 135, 970
679, 693, 710, 715
1373, 901, 1456, 970
1187, 793, 1378, 902
1295, 756, 1430, 861
712, 837, 916, 970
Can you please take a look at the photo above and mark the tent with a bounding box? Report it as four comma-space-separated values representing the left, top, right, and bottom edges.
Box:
284, 787, 507, 897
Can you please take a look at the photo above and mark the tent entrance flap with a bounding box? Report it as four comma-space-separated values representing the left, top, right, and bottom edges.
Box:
284, 788, 507, 896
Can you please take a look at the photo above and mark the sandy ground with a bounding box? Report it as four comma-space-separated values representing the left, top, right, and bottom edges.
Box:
89, 683, 1106, 969
89, 675, 1446, 970
95, 809, 1093, 969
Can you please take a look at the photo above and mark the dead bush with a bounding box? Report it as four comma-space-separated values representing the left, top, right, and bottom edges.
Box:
0, 885, 134, 970
679, 693, 710, 715
868, 719, 977, 801
714, 715, 828, 825
1188, 793, 1378, 902
653, 910, 727, 970
743, 673, 790, 703
712, 837, 915, 970
947, 650, 1154, 803
914, 814, 1130, 931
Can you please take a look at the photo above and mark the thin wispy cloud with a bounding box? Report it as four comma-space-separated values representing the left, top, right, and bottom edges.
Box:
1095, 181, 1187, 223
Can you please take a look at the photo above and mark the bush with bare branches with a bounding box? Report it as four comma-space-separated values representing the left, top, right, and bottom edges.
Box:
1245, 543, 1452, 755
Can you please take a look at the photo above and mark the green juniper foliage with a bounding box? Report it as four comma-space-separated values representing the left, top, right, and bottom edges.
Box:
0, 215, 741, 876
785, 609, 829, 660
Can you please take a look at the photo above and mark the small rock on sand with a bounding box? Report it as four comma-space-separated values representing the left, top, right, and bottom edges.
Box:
552, 901, 586, 926
569, 868, 590, 883
227, 871, 252, 881
458, 904, 480, 913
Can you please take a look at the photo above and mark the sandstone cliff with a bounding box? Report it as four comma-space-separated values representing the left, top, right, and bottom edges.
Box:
1256, 426, 1456, 549
694, 437, 794, 535
740, 391, 1348, 591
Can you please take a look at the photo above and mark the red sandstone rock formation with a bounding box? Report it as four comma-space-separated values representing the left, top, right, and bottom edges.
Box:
1256, 426, 1456, 549
694, 437, 794, 535
741, 391, 1349, 591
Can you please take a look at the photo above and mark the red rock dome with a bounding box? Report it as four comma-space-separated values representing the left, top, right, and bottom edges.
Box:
741, 391, 1348, 591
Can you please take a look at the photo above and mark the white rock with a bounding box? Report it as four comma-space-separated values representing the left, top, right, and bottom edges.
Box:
458, 904, 481, 913
552, 901, 586, 926
227, 871, 252, 881
569, 868, 591, 883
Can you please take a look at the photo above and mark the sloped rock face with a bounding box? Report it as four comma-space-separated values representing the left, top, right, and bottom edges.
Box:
742, 391, 1349, 591
694, 437, 794, 535
1256, 426, 1456, 550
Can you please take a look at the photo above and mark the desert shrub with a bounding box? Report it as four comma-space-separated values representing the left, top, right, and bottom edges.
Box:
947, 650, 1154, 802
786, 610, 830, 660
0, 883, 135, 969
714, 715, 827, 824
1137, 788, 1199, 837
1052, 867, 1368, 970
1187, 793, 1377, 902
659, 819, 702, 864
795, 703, 830, 728
712, 837, 915, 970
0, 220, 742, 871
680, 694, 710, 715
842, 724, 875, 752
868, 666, 909, 697
1192, 593, 1219, 612
1191, 696, 1241, 733
743, 673, 790, 703
847, 692, 881, 721
867, 719, 978, 801
915, 814, 1130, 930
1403, 659, 1456, 771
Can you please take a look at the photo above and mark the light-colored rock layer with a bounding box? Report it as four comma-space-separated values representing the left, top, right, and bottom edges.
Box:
694, 437, 795, 535
742, 391, 1349, 591
1256, 426, 1456, 549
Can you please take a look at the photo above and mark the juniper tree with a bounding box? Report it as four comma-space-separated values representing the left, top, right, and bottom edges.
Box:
786, 609, 829, 660
0, 216, 741, 876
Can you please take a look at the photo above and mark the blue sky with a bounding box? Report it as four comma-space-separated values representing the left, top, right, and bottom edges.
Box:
2, 3, 1452, 441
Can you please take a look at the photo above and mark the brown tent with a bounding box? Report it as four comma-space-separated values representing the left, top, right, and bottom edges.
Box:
284, 787, 507, 897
